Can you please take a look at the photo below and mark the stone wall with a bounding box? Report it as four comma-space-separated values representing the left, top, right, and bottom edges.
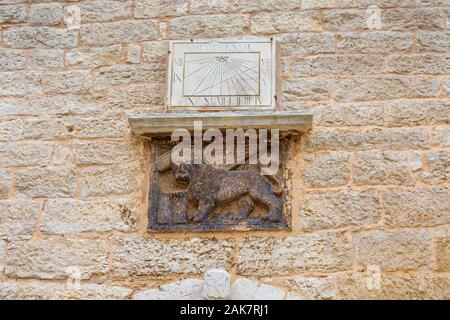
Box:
0, 0, 449, 300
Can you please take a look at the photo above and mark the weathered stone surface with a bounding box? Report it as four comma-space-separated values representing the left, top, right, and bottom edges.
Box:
113, 237, 234, 277
434, 229, 449, 272
302, 0, 356, 9
301, 190, 380, 232
204, 269, 230, 300
354, 151, 415, 186
3, 27, 78, 49
334, 76, 440, 101
383, 187, 450, 227
283, 276, 337, 300
52, 145, 73, 166
280, 33, 335, 56
382, 8, 443, 30
79, 163, 139, 197
0, 170, 11, 199
290, 55, 385, 76
231, 279, 286, 300
237, 233, 352, 275
335, 273, 450, 300
354, 230, 432, 271
142, 41, 168, 63
39, 70, 91, 94
23, 116, 127, 140
0, 142, 54, 167
323, 10, 367, 31
135, 0, 187, 18
252, 11, 321, 34
127, 43, 141, 64
0, 71, 90, 96
387, 54, 450, 74
0, 200, 39, 240
0, 282, 131, 300
0, 72, 42, 96
66, 45, 123, 69
434, 127, 450, 147
77, 0, 132, 23
6, 239, 109, 279
302, 128, 430, 152
190, 0, 230, 14
387, 100, 450, 126
108, 83, 165, 109
16, 167, 77, 197
417, 32, 450, 52
0, 4, 26, 23
94, 64, 165, 90
0, 49, 25, 70
282, 77, 330, 102
445, 78, 450, 95
284, 273, 450, 300
41, 198, 137, 234
336, 32, 413, 53
302, 153, 350, 187
73, 141, 140, 165
314, 103, 384, 126
29, 3, 62, 26
81, 20, 157, 46
0, 240, 4, 273
417, 151, 450, 184
169, 15, 249, 39
134, 279, 204, 300
416, 0, 450, 5
229, 0, 301, 13
0, 95, 104, 116
29, 50, 64, 70
0, 119, 22, 141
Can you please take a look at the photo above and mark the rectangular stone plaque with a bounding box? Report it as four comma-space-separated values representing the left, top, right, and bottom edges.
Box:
167, 39, 276, 110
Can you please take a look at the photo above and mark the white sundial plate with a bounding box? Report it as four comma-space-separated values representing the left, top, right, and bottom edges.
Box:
168, 39, 276, 110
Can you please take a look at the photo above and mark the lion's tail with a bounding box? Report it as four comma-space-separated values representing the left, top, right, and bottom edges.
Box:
266, 175, 284, 196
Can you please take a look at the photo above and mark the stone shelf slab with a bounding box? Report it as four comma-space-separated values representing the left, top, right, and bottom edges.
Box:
128, 111, 312, 137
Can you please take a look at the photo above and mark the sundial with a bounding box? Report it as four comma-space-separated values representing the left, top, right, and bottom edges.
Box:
168, 39, 276, 110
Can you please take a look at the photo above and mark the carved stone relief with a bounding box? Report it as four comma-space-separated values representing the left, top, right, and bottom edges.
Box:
147, 135, 295, 232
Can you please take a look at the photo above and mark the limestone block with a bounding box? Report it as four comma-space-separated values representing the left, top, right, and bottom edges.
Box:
383, 187, 450, 227
66, 45, 123, 69
302, 152, 351, 187
300, 190, 380, 231
354, 230, 433, 271
0, 49, 25, 70
0, 142, 54, 167
40, 198, 137, 234
237, 233, 352, 275
168, 15, 248, 39
204, 269, 230, 300
29, 3, 62, 26
113, 237, 234, 277
134, 279, 204, 300
0, 199, 39, 240
15, 167, 77, 197
0, 282, 131, 300
231, 279, 286, 300
354, 151, 415, 186
6, 239, 110, 279
301, 128, 430, 152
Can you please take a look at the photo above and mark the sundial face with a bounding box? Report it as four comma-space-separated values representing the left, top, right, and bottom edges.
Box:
168, 39, 276, 110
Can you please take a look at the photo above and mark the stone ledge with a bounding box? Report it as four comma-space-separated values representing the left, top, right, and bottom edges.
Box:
128, 111, 313, 137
